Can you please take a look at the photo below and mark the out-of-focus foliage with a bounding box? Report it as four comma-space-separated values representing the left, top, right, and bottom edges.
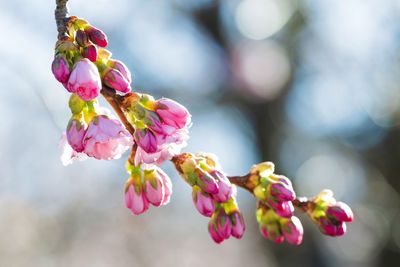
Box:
0, 0, 399, 266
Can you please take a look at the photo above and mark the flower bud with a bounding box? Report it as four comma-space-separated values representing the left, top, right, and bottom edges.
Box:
125, 178, 149, 215
230, 211, 245, 239
215, 209, 232, 239
281, 216, 304, 245
67, 59, 101, 101
211, 170, 232, 203
263, 223, 284, 244
103, 68, 131, 93
82, 44, 98, 62
66, 118, 86, 152
326, 202, 353, 222
109, 59, 132, 83
208, 221, 224, 244
155, 98, 191, 129
269, 180, 295, 202
195, 168, 219, 194
135, 129, 158, 154
192, 186, 215, 217
85, 26, 108, 47
274, 201, 294, 218
76, 29, 89, 47
143, 169, 165, 207
52, 55, 71, 83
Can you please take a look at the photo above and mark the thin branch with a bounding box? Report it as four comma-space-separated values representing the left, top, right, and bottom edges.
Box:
55, 0, 69, 39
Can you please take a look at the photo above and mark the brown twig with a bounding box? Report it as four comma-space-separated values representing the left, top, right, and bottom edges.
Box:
55, 0, 69, 39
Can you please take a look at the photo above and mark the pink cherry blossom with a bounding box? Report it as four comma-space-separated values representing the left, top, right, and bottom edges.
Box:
83, 115, 133, 160
67, 58, 101, 101
215, 210, 232, 239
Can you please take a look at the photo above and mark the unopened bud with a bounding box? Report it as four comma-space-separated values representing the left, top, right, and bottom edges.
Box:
76, 29, 89, 47
86, 26, 108, 47
82, 44, 98, 62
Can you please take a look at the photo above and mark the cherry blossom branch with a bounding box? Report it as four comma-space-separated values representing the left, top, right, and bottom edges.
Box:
53, 0, 353, 245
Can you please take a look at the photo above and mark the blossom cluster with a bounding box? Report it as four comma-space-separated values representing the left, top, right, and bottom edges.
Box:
125, 162, 172, 215
52, 18, 191, 216
173, 153, 245, 243
306, 190, 354, 236
121, 93, 191, 166
250, 162, 303, 245
52, 17, 132, 101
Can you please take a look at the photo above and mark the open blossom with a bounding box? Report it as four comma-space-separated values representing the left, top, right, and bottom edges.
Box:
83, 115, 133, 160
67, 58, 101, 101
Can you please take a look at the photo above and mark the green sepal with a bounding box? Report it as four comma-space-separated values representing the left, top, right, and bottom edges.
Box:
69, 94, 86, 115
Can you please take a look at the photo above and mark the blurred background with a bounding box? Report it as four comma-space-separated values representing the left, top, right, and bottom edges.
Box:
1, 0, 400, 266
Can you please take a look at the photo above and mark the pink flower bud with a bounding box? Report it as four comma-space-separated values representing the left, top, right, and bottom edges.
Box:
319, 217, 347, 236
269, 182, 295, 202
215, 210, 232, 239
326, 202, 353, 222
155, 98, 191, 129
66, 119, 86, 152
195, 168, 219, 194
85, 26, 108, 47
192, 186, 215, 217
103, 68, 131, 93
109, 59, 132, 83
281, 216, 304, 245
208, 221, 224, 244
83, 115, 133, 160
274, 201, 294, 218
125, 181, 149, 215
76, 29, 89, 47
263, 224, 284, 244
82, 44, 98, 62
52, 55, 70, 83
143, 170, 165, 207
135, 129, 158, 153
211, 171, 232, 203
67, 59, 101, 101
230, 211, 245, 239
